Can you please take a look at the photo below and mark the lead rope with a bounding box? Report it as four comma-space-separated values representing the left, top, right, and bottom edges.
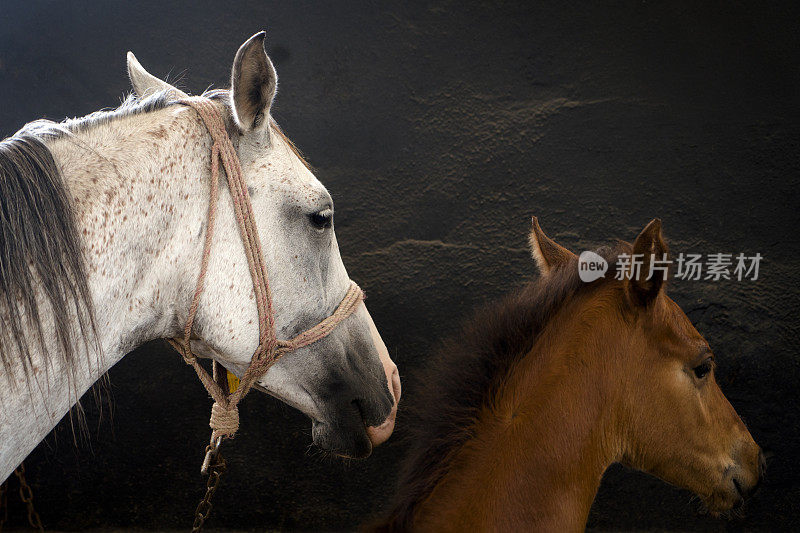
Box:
167, 97, 364, 531
190, 361, 230, 533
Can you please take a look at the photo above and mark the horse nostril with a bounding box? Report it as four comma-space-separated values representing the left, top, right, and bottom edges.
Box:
733, 448, 766, 501
353, 395, 390, 427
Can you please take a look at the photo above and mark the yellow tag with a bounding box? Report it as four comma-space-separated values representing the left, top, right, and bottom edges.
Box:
227, 371, 240, 393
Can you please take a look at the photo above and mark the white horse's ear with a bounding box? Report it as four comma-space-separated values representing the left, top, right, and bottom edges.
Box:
529, 216, 576, 275
126, 51, 188, 99
230, 31, 277, 132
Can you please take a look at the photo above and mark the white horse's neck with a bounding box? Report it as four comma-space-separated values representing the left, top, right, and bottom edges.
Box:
0, 104, 211, 480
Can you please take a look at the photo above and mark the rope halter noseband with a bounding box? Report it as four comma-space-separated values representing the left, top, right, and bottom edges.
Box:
166, 97, 364, 445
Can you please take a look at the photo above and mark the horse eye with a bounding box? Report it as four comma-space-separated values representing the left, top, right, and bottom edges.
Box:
310, 210, 332, 229
693, 359, 713, 380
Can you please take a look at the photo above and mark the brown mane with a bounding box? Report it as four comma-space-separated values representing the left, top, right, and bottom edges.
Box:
378, 244, 629, 531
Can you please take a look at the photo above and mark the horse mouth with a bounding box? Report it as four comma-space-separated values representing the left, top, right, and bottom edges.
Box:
311, 418, 374, 459
700, 482, 746, 517
310, 366, 400, 459
732, 478, 746, 505
252, 366, 399, 460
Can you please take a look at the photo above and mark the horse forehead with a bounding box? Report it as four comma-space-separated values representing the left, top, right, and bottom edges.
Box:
651, 296, 707, 352
268, 165, 328, 205
247, 142, 327, 198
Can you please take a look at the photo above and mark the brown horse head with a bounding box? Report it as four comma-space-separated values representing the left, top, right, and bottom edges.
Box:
377, 218, 763, 532
531, 217, 764, 515
580, 219, 764, 514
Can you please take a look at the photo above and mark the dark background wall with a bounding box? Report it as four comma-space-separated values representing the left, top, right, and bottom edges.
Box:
1, 1, 798, 530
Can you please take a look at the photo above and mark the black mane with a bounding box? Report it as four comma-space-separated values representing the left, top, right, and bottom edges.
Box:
377, 246, 626, 531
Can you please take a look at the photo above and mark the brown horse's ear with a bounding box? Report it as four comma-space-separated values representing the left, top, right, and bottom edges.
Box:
626, 218, 669, 306
529, 216, 576, 275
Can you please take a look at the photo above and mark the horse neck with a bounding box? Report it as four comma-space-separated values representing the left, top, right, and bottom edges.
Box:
415, 294, 625, 532
0, 105, 211, 480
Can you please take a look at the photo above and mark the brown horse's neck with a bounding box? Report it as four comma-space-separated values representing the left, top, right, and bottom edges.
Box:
414, 295, 624, 532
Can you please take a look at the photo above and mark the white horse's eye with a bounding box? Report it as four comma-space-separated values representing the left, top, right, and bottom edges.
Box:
310, 209, 333, 229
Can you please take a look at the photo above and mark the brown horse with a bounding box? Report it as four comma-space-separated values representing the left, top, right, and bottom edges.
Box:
376, 218, 764, 532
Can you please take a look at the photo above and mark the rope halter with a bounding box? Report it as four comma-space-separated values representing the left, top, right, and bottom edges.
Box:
166, 96, 364, 444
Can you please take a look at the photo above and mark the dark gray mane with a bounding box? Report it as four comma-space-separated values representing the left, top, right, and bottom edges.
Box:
0, 133, 95, 381
20, 91, 176, 140
0, 91, 179, 382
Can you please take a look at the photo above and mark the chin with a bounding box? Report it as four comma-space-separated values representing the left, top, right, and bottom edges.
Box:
700, 490, 744, 518
311, 419, 373, 459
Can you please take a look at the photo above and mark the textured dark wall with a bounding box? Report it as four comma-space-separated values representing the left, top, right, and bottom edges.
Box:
1, 1, 798, 530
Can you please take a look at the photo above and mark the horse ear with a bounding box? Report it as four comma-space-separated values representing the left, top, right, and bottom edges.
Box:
126, 52, 188, 99
529, 216, 576, 275
230, 31, 278, 132
626, 218, 669, 306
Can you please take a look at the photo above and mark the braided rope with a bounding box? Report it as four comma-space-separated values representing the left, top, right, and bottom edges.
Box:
168, 97, 364, 442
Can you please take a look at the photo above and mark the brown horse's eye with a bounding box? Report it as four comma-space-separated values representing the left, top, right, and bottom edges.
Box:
693, 359, 713, 380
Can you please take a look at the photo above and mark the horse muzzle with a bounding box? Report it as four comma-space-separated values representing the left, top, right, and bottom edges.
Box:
364, 308, 401, 448
312, 308, 401, 459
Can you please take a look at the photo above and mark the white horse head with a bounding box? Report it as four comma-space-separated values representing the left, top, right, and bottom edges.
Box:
0, 33, 399, 478
128, 32, 401, 457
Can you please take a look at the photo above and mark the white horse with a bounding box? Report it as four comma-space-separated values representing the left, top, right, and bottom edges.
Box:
0, 32, 400, 481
